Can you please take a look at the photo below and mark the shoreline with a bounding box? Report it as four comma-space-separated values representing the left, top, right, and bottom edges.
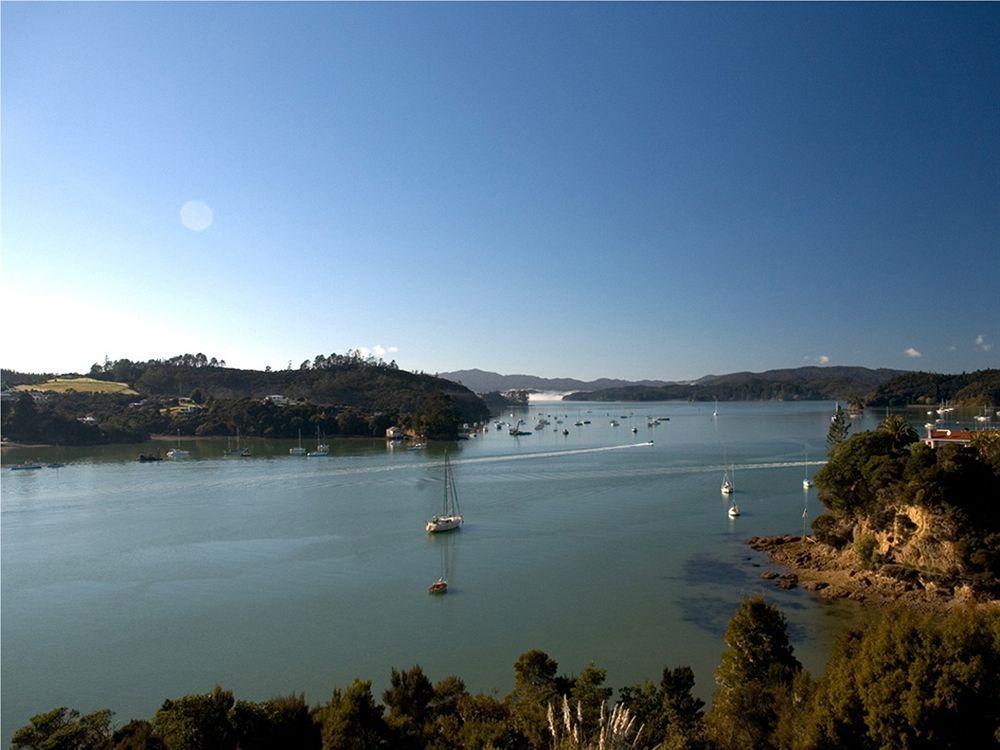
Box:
748, 534, 998, 610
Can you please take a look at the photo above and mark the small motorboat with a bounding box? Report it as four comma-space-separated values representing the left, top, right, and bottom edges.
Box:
562, 429, 570, 436
428, 578, 448, 595
630, 426, 638, 434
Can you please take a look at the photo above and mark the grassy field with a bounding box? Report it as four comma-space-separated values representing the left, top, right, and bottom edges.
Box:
13, 377, 138, 396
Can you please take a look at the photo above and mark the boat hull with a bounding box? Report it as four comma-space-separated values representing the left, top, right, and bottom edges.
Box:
426, 515, 463, 533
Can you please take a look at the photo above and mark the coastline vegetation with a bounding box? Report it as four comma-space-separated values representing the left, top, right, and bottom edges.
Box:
811, 414, 1000, 597
11, 597, 999, 750
1, 354, 490, 446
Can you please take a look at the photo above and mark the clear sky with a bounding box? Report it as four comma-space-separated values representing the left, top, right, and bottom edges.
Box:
2, 2, 998, 380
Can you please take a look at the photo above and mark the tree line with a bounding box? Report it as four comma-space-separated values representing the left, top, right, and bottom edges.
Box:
1, 389, 470, 445
11, 598, 1000, 750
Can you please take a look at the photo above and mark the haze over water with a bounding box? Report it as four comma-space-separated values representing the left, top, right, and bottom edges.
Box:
1, 401, 878, 740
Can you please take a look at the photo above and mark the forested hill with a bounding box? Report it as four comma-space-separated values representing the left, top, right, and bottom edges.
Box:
2, 354, 493, 445
865, 369, 1000, 406
78, 354, 488, 421
564, 366, 906, 402
437, 368, 670, 393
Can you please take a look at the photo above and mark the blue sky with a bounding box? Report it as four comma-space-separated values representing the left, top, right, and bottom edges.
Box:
2, 3, 998, 380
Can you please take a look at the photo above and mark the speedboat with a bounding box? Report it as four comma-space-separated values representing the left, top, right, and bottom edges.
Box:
428, 578, 448, 595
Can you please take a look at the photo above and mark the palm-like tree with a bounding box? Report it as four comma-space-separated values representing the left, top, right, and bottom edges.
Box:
878, 414, 918, 449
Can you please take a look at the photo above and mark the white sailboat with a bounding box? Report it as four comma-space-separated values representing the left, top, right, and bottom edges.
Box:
166, 430, 190, 460
224, 428, 251, 457
426, 452, 463, 533
289, 429, 306, 455
721, 466, 734, 495
713, 398, 719, 418
307, 426, 329, 457
802, 450, 813, 489
728, 500, 741, 517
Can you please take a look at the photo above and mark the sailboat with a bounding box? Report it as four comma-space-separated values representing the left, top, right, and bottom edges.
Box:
224, 428, 251, 457
802, 450, 813, 489
426, 452, 463, 532
728, 500, 741, 517
166, 430, 190, 460
307, 426, 329, 457
721, 466, 734, 495
713, 398, 719, 418
289, 429, 306, 456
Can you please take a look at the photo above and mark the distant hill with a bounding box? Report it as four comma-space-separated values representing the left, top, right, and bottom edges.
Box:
564, 366, 907, 402
2, 355, 491, 445
866, 369, 1000, 407
436, 368, 672, 394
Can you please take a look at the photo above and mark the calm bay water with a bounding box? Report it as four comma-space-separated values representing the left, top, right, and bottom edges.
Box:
1, 401, 875, 740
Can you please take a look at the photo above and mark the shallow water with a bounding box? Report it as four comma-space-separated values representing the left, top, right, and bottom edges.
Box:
2, 401, 878, 739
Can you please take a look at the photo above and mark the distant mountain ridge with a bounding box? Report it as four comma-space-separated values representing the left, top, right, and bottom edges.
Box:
564, 366, 908, 402
436, 368, 673, 394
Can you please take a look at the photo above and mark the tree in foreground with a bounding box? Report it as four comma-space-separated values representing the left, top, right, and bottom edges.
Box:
10, 707, 113, 750
826, 405, 851, 449
707, 596, 801, 750
798, 607, 1000, 750
619, 666, 706, 749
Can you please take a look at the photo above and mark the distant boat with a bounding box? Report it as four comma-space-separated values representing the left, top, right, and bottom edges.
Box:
225, 428, 252, 457
166, 430, 190, 460
802, 450, 813, 488
630, 426, 638, 434
307, 426, 329, 457
713, 399, 719, 418
728, 501, 741, 518
721, 467, 734, 495
428, 578, 448, 595
138, 454, 163, 463
426, 452, 462, 533
11, 462, 42, 471
289, 429, 306, 455
46, 463, 65, 469
562, 428, 570, 435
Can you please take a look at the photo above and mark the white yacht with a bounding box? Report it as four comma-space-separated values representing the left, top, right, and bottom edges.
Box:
426, 453, 463, 533
289, 429, 306, 455
167, 431, 190, 460
307, 427, 329, 457
721, 468, 734, 495
728, 502, 741, 518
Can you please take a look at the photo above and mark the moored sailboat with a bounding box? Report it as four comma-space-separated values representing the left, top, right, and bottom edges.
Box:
426, 452, 463, 532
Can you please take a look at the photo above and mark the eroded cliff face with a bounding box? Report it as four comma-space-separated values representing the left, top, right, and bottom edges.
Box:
855, 504, 965, 576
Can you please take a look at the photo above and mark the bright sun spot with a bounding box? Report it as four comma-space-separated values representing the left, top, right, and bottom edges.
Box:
180, 200, 214, 231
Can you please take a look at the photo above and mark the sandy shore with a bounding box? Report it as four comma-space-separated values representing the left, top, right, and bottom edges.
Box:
747, 534, 997, 610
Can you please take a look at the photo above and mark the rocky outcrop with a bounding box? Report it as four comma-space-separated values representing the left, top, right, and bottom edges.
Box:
747, 533, 997, 609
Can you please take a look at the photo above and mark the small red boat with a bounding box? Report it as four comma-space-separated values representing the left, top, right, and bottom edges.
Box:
428, 578, 448, 595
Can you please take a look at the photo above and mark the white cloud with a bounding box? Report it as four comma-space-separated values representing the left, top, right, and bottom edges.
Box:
904, 347, 922, 358
180, 200, 213, 231
357, 344, 399, 359
818, 355, 830, 364
975, 334, 993, 352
